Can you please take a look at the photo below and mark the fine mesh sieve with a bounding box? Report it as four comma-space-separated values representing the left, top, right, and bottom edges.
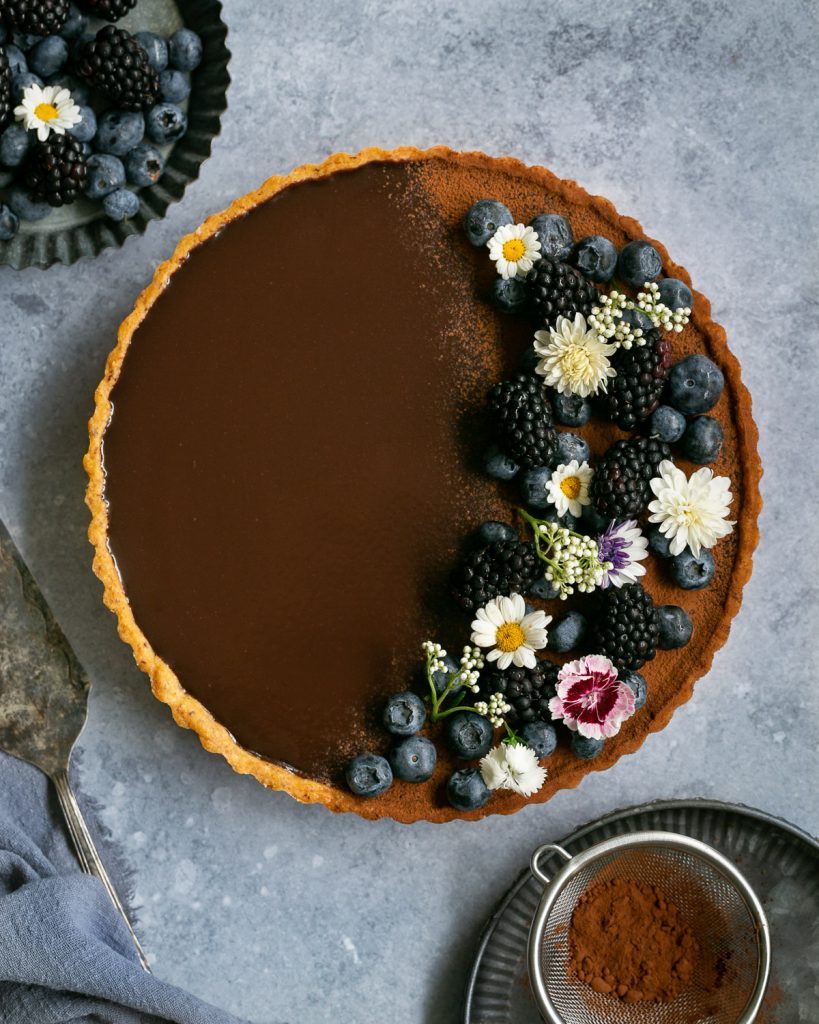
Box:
527, 832, 770, 1024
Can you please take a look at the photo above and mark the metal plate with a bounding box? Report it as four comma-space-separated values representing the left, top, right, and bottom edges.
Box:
464, 800, 819, 1024
0, 0, 230, 269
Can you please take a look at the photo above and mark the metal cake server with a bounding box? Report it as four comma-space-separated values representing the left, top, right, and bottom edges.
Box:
0, 519, 150, 971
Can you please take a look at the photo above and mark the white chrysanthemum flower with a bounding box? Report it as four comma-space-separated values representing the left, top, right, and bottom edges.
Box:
480, 742, 547, 798
533, 313, 617, 397
487, 223, 541, 280
14, 84, 81, 142
470, 593, 551, 670
546, 460, 593, 517
648, 460, 734, 557
597, 519, 649, 588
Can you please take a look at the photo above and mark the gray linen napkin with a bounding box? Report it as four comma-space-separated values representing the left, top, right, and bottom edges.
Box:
0, 751, 251, 1024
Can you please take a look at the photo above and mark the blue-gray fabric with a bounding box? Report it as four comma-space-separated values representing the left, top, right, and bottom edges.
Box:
0, 752, 250, 1024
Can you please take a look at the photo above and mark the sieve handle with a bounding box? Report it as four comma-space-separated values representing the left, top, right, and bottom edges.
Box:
530, 843, 572, 885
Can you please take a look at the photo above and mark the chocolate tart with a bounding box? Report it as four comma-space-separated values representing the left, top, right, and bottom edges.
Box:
85, 147, 761, 822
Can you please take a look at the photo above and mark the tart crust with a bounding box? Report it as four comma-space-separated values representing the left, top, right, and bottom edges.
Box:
85, 146, 762, 822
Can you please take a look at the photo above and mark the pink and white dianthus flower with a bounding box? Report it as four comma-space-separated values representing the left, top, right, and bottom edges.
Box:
548, 654, 636, 740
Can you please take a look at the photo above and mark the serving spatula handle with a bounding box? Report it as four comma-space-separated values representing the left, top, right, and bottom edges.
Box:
52, 769, 151, 973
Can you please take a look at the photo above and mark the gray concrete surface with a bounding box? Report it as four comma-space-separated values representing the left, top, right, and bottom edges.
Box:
0, 1, 817, 1021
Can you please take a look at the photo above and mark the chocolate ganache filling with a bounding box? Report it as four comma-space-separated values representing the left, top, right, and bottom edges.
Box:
101, 160, 508, 779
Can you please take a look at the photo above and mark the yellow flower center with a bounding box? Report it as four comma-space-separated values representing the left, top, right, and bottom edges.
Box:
35, 103, 58, 122
496, 622, 526, 652
560, 475, 582, 499
501, 238, 526, 262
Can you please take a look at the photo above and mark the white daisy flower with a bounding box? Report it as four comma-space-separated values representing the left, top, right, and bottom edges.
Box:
480, 742, 547, 798
546, 460, 593, 517
648, 460, 734, 557
597, 519, 649, 588
487, 223, 541, 280
470, 593, 551, 670
533, 313, 617, 397
14, 83, 81, 142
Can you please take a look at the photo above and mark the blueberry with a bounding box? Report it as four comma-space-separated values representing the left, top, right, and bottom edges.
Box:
13, 32, 42, 51
5, 45, 28, 76
95, 110, 145, 156
430, 654, 459, 697
0, 168, 13, 187
621, 671, 647, 709
619, 307, 655, 336
667, 354, 724, 414
70, 104, 96, 143
463, 198, 513, 247
159, 68, 191, 104
61, 5, 88, 41
520, 465, 552, 510
84, 153, 126, 199
527, 576, 560, 601
650, 404, 686, 443
552, 391, 591, 427
657, 278, 693, 311
0, 124, 31, 166
45, 73, 89, 104
657, 605, 693, 649
570, 235, 617, 282
477, 520, 518, 546
8, 186, 51, 222
445, 711, 493, 760
646, 524, 673, 558
0, 24, 6, 44
29, 35, 68, 77
146, 102, 187, 145
582, 504, 609, 535
102, 187, 140, 222
382, 691, 426, 736
135, 31, 169, 72
483, 444, 519, 481
540, 507, 581, 531
345, 754, 393, 797
168, 28, 203, 72
681, 416, 724, 464
388, 735, 437, 782
491, 275, 528, 314
571, 733, 604, 760
0, 204, 19, 241
616, 239, 662, 289
670, 548, 715, 590
125, 142, 164, 187
520, 346, 540, 373
12, 71, 43, 101
548, 611, 587, 653
555, 432, 590, 466
529, 213, 572, 259
521, 720, 558, 759
446, 768, 491, 811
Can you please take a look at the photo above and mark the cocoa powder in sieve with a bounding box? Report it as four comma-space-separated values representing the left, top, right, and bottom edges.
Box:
568, 878, 699, 1003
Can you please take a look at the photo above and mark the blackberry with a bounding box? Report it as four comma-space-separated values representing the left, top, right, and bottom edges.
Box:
592, 582, 658, 671
590, 436, 670, 519
488, 372, 557, 469
599, 330, 673, 430
0, 46, 10, 130
77, 0, 137, 20
451, 538, 539, 612
479, 660, 559, 725
24, 133, 87, 206
526, 255, 598, 327
0, 0, 68, 35
76, 26, 160, 111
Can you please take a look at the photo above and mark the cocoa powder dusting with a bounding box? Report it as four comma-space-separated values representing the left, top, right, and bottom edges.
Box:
568, 878, 698, 1003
